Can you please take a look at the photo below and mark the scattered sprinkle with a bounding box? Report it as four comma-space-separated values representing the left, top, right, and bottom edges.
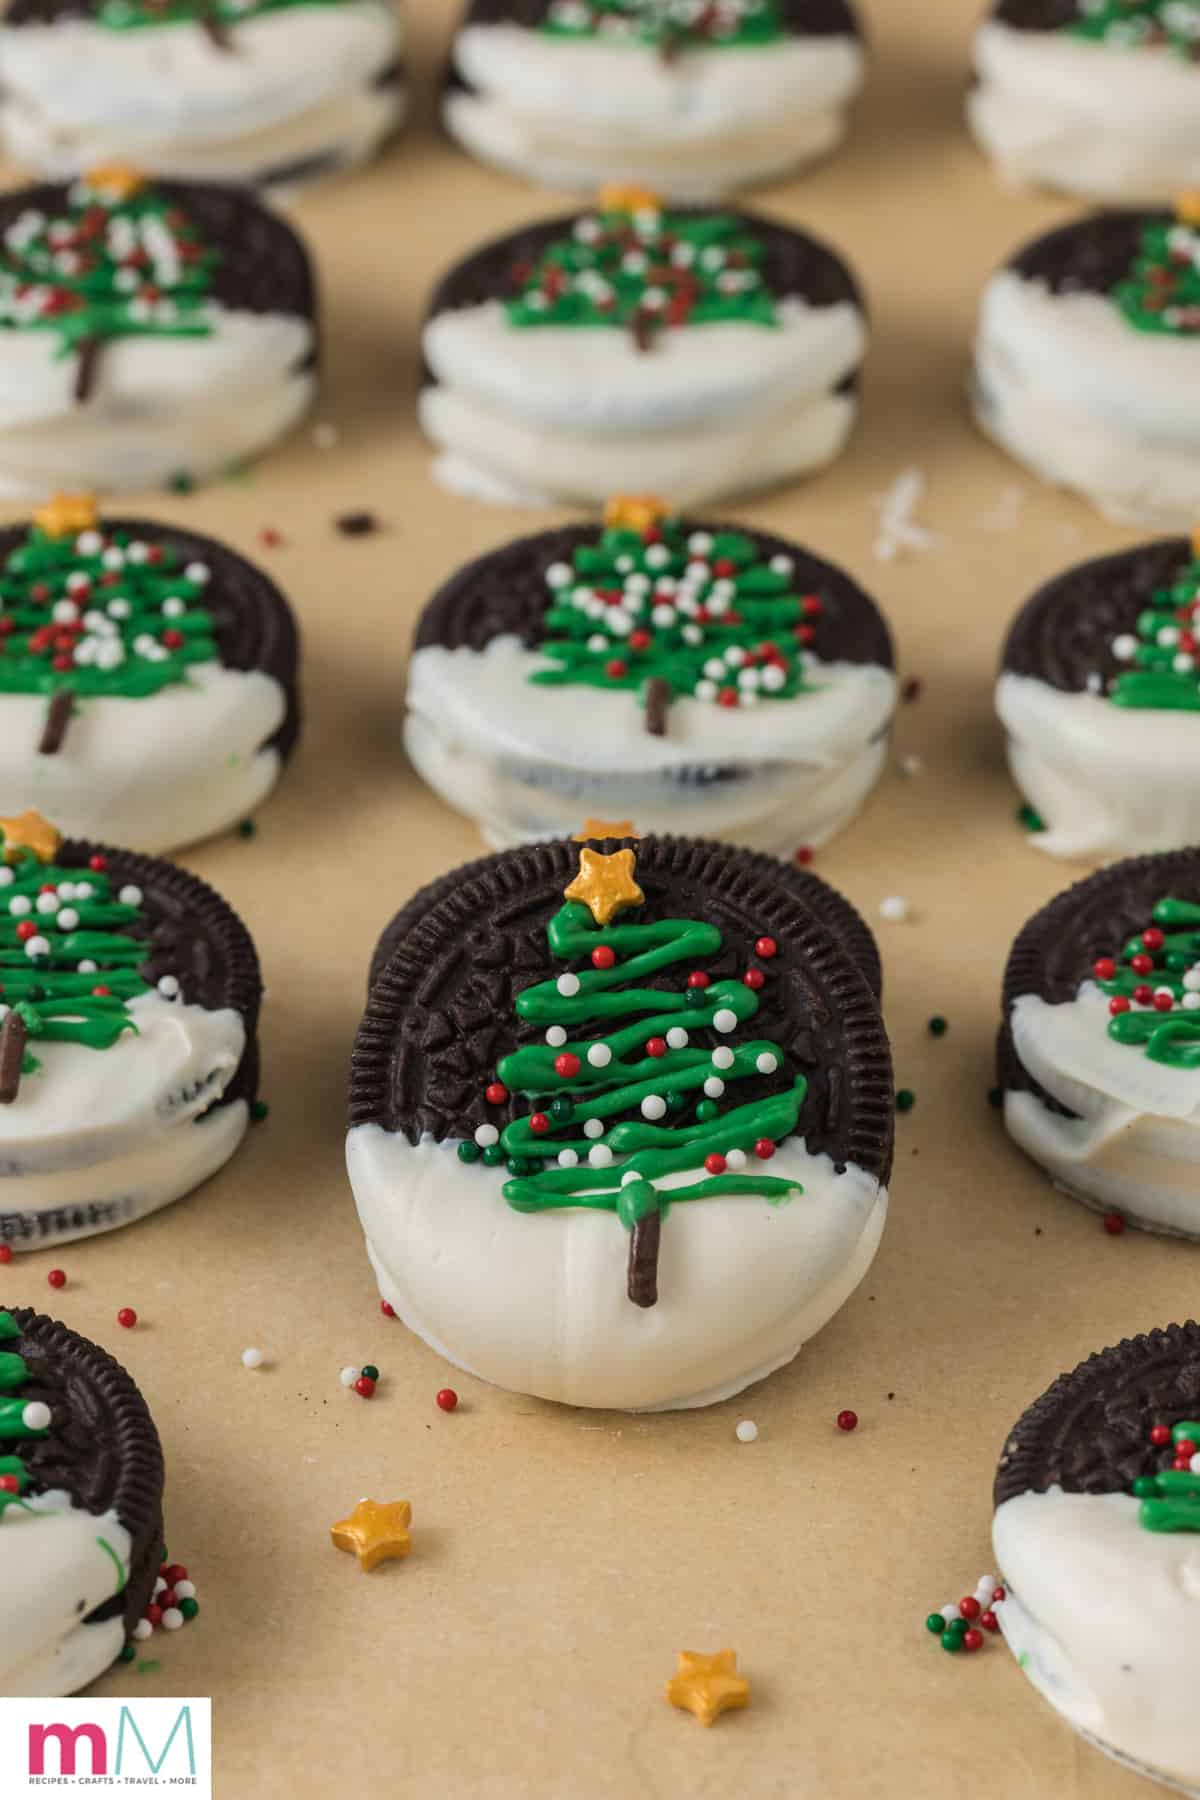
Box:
259, 528, 284, 549
734, 1419, 758, 1443
987, 1086, 1003, 1109
928, 1016, 947, 1038
896, 1089, 915, 1113
251, 1100, 269, 1123
237, 819, 257, 839
339, 1366, 359, 1388
167, 471, 194, 495
836, 1409, 858, 1433
381, 1299, 396, 1318
0, 1245, 12, 1264
47, 1268, 65, 1289
137, 1659, 162, 1674
436, 1387, 459, 1413
793, 846, 813, 867
925, 1579, 1004, 1657
330, 1497, 412, 1571
354, 1374, 376, 1398
874, 467, 935, 562
117, 1307, 137, 1329
879, 895, 909, 923
1103, 1212, 1126, 1236
901, 676, 923, 704
336, 510, 380, 538
1016, 803, 1045, 834
241, 1346, 265, 1369
665, 1649, 750, 1727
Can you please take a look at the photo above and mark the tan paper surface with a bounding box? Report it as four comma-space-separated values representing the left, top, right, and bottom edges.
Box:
0, 1, 1187, 1794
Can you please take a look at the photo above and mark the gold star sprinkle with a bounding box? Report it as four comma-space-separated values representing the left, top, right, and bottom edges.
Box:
32, 493, 98, 541
83, 163, 146, 203
564, 848, 644, 927
573, 819, 638, 842
666, 1650, 751, 1727
0, 811, 62, 866
1192, 524, 1200, 559
597, 184, 662, 218
330, 1498, 412, 1572
603, 494, 670, 535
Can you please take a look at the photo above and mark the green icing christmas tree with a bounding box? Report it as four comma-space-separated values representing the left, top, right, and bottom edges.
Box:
1133, 1418, 1200, 1532
542, 0, 784, 50
0, 495, 217, 723
1108, 532, 1200, 708
1068, 0, 1200, 56
507, 189, 777, 340
531, 495, 821, 732
0, 1310, 50, 1512
1113, 197, 1200, 335
97, 0, 351, 36
0, 166, 217, 396
0, 810, 157, 1100
458, 845, 806, 1307
1092, 897, 1200, 1067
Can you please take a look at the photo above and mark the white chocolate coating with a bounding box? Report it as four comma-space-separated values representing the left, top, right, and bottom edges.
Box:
0, 306, 315, 499
0, 661, 286, 854
0, 2, 404, 194
970, 21, 1200, 206
348, 1123, 886, 1411
405, 633, 895, 852
996, 671, 1200, 862
1005, 983, 1200, 1236
444, 26, 863, 198
0, 1493, 133, 1696
994, 1486, 1200, 1794
421, 294, 864, 508
0, 989, 249, 1249
974, 268, 1200, 527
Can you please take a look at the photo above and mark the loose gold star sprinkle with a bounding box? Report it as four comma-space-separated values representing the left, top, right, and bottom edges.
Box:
0, 810, 62, 866
32, 493, 98, 541
572, 819, 638, 842
1192, 524, 1200, 559
665, 1650, 751, 1727
597, 184, 662, 218
603, 494, 669, 534
329, 1498, 412, 1572
84, 163, 146, 203
564, 848, 644, 927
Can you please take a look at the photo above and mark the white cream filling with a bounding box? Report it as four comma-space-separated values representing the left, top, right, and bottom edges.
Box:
444, 27, 862, 196
969, 21, 1200, 205
347, 1123, 886, 1412
995, 1487, 1200, 1793
0, 307, 315, 498
974, 270, 1200, 526
996, 672, 1200, 862
405, 633, 894, 851
1005, 983, 1200, 1235
422, 297, 862, 506
0, 2, 404, 189
0, 662, 286, 855
0, 989, 248, 1248
0, 1494, 133, 1697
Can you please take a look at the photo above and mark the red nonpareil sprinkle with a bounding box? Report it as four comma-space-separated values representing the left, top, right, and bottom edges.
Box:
144, 1605, 163, 1627
1178, 1438, 1198, 1458
15, 922, 36, 943
801, 596, 823, 618
980, 1610, 999, 1633
88, 854, 107, 872
259, 528, 284, 548
959, 1597, 981, 1621
0, 1474, 19, 1494
793, 846, 814, 866
687, 971, 710, 990
1109, 996, 1131, 1015
158, 1588, 178, 1609
1151, 1423, 1173, 1447
436, 1388, 458, 1413
47, 1268, 66, 1289
1143, 927, 1166, 950
717, 687, 739, 707
754, 1138, 775, 1160
1103, 1212, 1125, 1236
604, 659, 627, 679
628, 630, 652, 652
836, 1409, 859, 1433
1154, 992, 1175, 1012
354, 1375, 376, 1399
163, 1564, 187, 1585
1093, 957, 1116, 980
554, 1052, 581, 1079
380, 1300, 395, 1318
0, 1245, 12, 1265
743, 969, 765, 990
646, 1037, 667, 1058
992, 1586, 1005, 1603
1130, 953, 1154, 975
161, 629, 185, 650
529, 1113, 550, 1136
116, 1307, 137, 1329
92, 985, 111, 998
591, 946, 616, 970
712, 558, 737, 578
50, 654, 73, 673
484, 1082, 508, 1106
755, 937, 778, 959
962, 1630, 983, 1653
794, 625, 816, 646
1133, 985, 1154, 1005
704, 1152, 727, 1175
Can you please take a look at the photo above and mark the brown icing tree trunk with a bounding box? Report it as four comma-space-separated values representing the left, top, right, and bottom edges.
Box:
0, 1010, 27, 1104
38, 690, 74, 757
627, 1211, 662, 1309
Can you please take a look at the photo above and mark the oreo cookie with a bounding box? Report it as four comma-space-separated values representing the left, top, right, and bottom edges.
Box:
0, 1305, 164, 1692
0, 811, 262, 1250
347, 833, 892, 1411
999, 848, 1200, 1236
996, 535, 1200, 861
405, 505, 895, 854
992, 1323, 1200, 1793
419, 195, 866, 509
443, 1, 865, 200
0, 501, 301, 854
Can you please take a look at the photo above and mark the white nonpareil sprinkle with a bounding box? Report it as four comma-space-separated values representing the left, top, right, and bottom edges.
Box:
874, 466, 936, 563
588, 1143, 613, 1168
157, 975, 180, 999
557, 973, 581, 997
584, 1118, 605, 1140
756, 1052, 778, 1075
641, 1094, 667, 1120
161, 1608, 185, 1631
21, 1401, 51, 1431
24, 936, 49, 959
879, 896, 909, 923
666, 1027, 688, 1049
712, 1008, 738, 1033
133, 1619, 154, 1641
557, 1148, 579, 1168
474, 1123, 499, 1148
735, 1420, 758, 1443
587, 1043, 612, 1067
703, 1076, 725, 1099
241, 1347, 265, 1369
726, 1148, 747, 1170
711, 1045, 735, 1070
174, 1580, 197, 1601
339, 1366, 360, 1388
546, 1025, 567, 1046
118, 885, 143, 907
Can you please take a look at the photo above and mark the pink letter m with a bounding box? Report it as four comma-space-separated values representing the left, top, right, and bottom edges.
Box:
28, 1721, 107, 1775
